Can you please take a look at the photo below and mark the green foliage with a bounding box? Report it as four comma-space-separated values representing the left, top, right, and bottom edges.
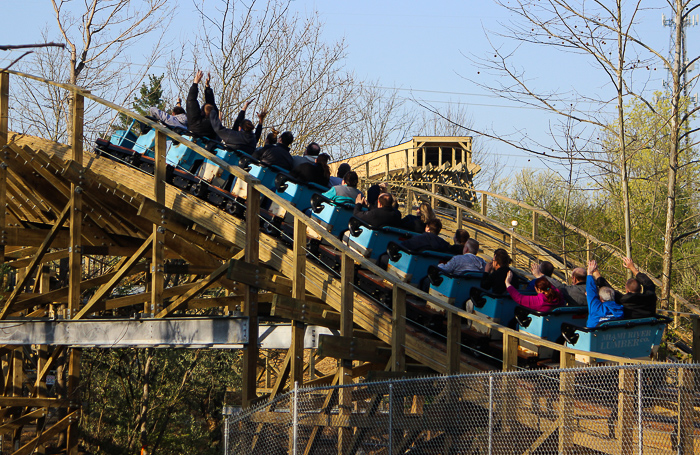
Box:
114, 74, 167, 132
80, 348, 242, 455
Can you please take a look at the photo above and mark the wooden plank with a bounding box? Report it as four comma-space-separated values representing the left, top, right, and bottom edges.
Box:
0, 408, 47, 434
291, 217, 306, 385
74, 234, 154, 319
302, 371, 340, 455
446, 311, 460, 374
559, 351, 576, 454
0, 72, 8, 264
338, 253, 354, 454
617, 368, 635, 455
68, 92, 84, 323
678, 368, 695, 455
0, 202, 71, 319
66, 348, 81, 455
270, 294, 340, 329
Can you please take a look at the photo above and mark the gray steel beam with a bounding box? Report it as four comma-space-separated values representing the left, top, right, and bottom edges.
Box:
0, 319, 337, 349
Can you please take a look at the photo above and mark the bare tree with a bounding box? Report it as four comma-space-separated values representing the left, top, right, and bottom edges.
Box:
12, 0, 173, 143
184, 0, 359, 159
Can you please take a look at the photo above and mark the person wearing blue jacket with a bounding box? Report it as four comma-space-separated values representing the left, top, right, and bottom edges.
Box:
586, 260, 624, 327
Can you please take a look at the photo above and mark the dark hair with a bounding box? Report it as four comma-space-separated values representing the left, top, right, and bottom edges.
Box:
454, 229, 470, 245
316, 153, 331, 181
203, 104, 215, 117
265, 131, 278, 145
493, 248, 512, 268
534, 277, 560, 304
241, 119, 255, 132
172, 106, 185, 116
337, 163, 351, 178
366, 185, 381, 207
343, 171, 359, 187
626, 278, 641, 293
280, 131, 294, 146
378, 193, 392, 208
305, 142, 321, 156
539, 261, 554, 277
426, 218, 442, 234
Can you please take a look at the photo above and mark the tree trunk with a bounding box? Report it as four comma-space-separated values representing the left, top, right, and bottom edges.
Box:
616, 0, 633, 265
660, 0, 684, 309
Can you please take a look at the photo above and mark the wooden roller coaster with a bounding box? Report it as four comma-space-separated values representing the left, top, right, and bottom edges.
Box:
0, 70, 697, 454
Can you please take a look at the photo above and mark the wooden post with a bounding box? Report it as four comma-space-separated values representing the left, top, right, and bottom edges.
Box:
0, 72, 7, 267
392, 286, 406, 372
446, 311, 460, 374
431, 182, 436, 208
290, 218, 307, 385
438, 146, 443, 167
502, 334, 518, 372
692, 316, 700, 363
456, 207, 463, 231
617, 368, 635, 455
404, 149, 409, 173
531, 211, 539, 241
365, 162, 370, 180
66, 348, 81, 455
586, 238, 591, 263
406, 187, 414, 216
338, 253, 354, 454
151, 130, 166, 315
678, 367, 695, 454
451, 147, 456, 168
68, 92, 84, 320
558, 351, 575, 454
481, 193, 487, 217
385, 154, 390, 180
11, 347, 23, 449
242, 177, 260, 408
422, 148, 427, 170
674, 297, 678, 328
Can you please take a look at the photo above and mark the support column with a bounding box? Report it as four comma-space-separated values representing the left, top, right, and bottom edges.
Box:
338, 253, 354, 454
290, 218, 306, 385
481, 193, 487, 217
0, 72, 8, 267
242, 177, 260, 408
66, 348, 81, 455
446, 312, 460, 374
68, 92, 84, 320
617, 368, 635, 455
558, 351, 575, 454
151, 130, 166, 315
456, 207, 463, 231
678, 368, 696, 454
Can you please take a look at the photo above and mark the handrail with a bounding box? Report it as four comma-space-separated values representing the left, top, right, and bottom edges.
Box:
3, 70, 664, 366
388, 180, 699, 317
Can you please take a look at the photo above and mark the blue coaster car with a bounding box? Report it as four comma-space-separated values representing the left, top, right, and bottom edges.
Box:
271, 173, 329, 215
468, 286, 521, 326
310, 194, 356, 238
562, 315, 671, 360
133, 129, 156, 156
110, 128, 137, 149
515, 305, 588, 343
427, 266, 486, 310
199, 144, 247, 184
386, 242, 453, 285
346, 218, 415, 261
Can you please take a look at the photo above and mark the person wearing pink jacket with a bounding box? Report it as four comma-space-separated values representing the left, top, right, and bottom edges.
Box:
505, 270, 563, 312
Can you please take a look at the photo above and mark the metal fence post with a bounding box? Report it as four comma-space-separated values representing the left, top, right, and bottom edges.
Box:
488, 373, 493, 455
293, 381, 299, 455
388, 382, 393, 455
223, 413, 229, 455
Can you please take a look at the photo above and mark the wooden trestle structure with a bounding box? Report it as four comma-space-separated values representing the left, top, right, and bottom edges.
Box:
0, 70, 696, 454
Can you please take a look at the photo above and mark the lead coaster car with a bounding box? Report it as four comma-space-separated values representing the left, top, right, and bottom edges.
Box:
309, 193, 357, 239
561, 315, 671, 361
514, 305, 588, 358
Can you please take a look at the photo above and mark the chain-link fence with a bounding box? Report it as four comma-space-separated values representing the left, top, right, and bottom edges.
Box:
224, 363, 699, 454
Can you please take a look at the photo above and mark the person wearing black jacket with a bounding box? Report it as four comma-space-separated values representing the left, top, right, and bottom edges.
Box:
399, 219, 451, 253
353, 193, 401, 229
481, 248, 514, 294
251, 131, 295, 171
186, 71, 217, 139
594, 257, 657, 319
209, 99, 266, 154
291, 153, 331, 187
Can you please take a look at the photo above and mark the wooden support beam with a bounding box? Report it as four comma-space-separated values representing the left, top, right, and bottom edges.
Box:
270, 294, 340, 328
291, 218, 306, 385
481, 193, 487, 217
0, 71, 8, 147
318, 335, 390, 364
0, 71, 8, 268
302, 371, 340, 455
151, 130, 167, 315
678, 367, 695, 454
155, 261, 230, 318
0, 408, 47, 434
242, 177, 260, 409
12, 410, 77, 455
74, 234, 154, 319
446, 311, 460, 374
391, 286, 406, 373
0, 203, 71, 319
692, 316, 700, 363
338, 253, 354, 454
558, 351, 576, 454
502, 333, 518, 372
68, 93, 84, 321
617, 368, 635, 455
66, 348, 81, 455
456, 207, 463, 231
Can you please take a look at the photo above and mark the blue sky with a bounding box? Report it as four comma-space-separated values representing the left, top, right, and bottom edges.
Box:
2, 1, 696, 178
